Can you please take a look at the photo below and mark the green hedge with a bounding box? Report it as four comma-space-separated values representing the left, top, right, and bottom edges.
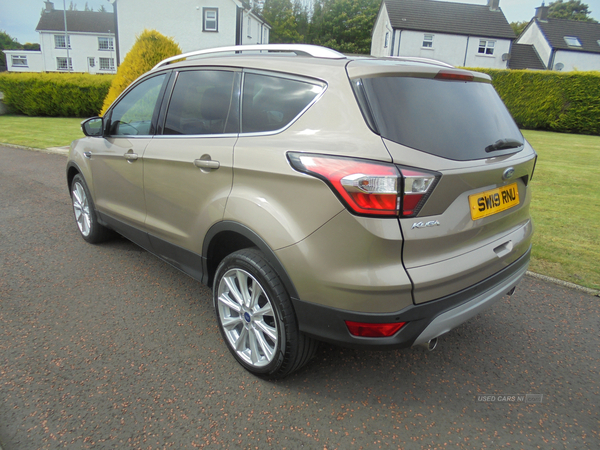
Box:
0, 72, 114, 117
472, 68, 600, 136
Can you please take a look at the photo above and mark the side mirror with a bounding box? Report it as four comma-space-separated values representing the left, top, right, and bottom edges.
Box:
81, 117, 104, 137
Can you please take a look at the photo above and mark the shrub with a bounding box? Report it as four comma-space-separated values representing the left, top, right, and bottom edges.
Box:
100, 29, 181, 115
0, 72, 113, 117
473, 68, 600, 136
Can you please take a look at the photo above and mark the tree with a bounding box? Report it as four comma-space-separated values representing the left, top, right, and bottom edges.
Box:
548, 0, 597, 22
100, 30, 181, 115
97, 5, 107, 13
261, 0, 304, 43
0, 31, 24, 70
510, 21, 529, 37
310, 0, 380, 54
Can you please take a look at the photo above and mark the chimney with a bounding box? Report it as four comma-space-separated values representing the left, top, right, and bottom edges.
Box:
488, 0, 500, 11
44, 1, 54, 13
536, 3, 549, 21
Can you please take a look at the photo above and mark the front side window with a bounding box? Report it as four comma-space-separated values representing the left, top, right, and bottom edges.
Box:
98, 37, 114, 51
242, 73, 324, 133
12, 55, 28, 66
99, 57, 115, 71
423, 34, 434, 48
164, 70, 237, 135
108, 74, 166, 136
54, 34, 71, 48
203, 8, 218, 31
478, 39, 495, 55
56, 57, 73, 70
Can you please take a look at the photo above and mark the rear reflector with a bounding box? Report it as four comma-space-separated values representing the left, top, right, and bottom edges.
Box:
345, 321, 407, 338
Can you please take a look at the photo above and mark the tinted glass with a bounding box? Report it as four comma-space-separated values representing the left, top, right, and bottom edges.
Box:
242, 73, 321, 133
359, 76, 523, 161
109, 74, 166, 136
164, 70, 237, 135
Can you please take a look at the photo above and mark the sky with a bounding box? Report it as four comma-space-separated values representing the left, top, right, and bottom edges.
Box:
1, 0, 600, 45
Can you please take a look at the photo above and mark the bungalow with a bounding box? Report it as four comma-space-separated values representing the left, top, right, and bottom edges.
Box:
371, 0, 516, 69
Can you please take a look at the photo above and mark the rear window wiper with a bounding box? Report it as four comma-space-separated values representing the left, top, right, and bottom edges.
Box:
485, 138, 523, 153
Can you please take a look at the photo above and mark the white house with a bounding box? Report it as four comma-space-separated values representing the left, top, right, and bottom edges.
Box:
114, 0, 271, 59
34, 2, 117, 74
371, 0, 516, 69
514, 4, 600, 71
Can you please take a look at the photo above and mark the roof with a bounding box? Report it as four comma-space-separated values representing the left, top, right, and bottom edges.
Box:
534, 18, 600, 54
383, 0, 515, 39
508, 44, 546, 70
36, 10, 114, 34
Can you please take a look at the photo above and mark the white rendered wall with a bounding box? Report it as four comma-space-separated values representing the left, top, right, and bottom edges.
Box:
552, 50, 600, 71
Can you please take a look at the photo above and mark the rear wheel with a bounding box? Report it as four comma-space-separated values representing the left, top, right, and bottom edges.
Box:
213, 248, 317, 379
70, 174, 112, 244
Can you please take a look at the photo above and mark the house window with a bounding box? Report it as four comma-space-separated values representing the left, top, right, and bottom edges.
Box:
384, 32, 389, 48
98, 37, 114, 51
57, 57, 73, 70
54, 34, 71, 49
247, 17, 252, 38
88, 57, 96, 68
423, 34, 434, 48
478, 40, 495, 55
11, 55, 28, 67
564, 36, 582, 47
99, 57, 115, 71
203, 8, 218, 32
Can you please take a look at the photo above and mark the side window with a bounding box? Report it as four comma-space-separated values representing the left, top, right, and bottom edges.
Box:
163, 70, 237, 135
108, 74, 166, 136
241, 73, 323, 133
203, 8, 218, 32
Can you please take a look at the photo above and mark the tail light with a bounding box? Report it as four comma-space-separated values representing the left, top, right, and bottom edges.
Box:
288, 153, 439, 218
345, 320, 407, 337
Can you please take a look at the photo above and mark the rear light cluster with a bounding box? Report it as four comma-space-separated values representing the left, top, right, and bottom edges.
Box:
288, 153, 439, 218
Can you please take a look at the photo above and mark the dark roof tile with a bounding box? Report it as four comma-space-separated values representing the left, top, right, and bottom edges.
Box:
36, 10, 114, 34
384, 0, 515, 39
508, 43, 546, 70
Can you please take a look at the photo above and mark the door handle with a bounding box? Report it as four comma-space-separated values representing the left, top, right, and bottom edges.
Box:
194, 159, 220, 170
124, 151, 138, 162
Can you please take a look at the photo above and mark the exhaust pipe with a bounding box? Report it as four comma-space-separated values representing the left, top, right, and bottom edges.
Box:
420, 337, 438, 352
506, 286, 516, 296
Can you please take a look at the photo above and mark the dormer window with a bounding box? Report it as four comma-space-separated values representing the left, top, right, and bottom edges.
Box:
564, 36, 582, 47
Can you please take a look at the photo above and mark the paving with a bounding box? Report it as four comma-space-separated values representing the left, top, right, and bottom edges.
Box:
1, 145, 598, 449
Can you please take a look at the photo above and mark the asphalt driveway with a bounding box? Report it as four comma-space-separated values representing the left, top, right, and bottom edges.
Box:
1, 146, 598, 449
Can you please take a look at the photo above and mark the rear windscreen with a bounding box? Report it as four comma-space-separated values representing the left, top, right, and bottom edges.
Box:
357, 76, 523, 161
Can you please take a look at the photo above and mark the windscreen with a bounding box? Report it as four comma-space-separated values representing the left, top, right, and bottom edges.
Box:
358, 76, 523, 161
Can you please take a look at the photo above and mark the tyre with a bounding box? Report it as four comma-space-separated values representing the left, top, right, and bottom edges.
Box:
70, 174, 112, 244
213, 248, 318, 379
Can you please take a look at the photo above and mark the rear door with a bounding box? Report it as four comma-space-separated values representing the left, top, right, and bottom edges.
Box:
353, 68, 537, 303
142, 68, 239, 267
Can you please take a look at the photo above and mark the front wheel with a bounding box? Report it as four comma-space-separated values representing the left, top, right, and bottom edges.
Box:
70, 174, 112, 244
213, 248, 318, 379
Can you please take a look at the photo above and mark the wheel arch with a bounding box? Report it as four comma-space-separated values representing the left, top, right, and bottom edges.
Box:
202, 221, 299, 300
66, 161, 81, 191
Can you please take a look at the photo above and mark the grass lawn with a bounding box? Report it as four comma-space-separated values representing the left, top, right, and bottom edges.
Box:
522, 130, 599, 291
0, 115, 598, 290
0, 114, 84, 149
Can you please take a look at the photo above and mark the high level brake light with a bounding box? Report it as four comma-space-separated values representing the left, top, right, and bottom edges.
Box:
288, 153, 439, 218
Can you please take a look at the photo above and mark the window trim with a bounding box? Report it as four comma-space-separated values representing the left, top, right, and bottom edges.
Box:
56, 56, 73, 71
11, 55, 28, 67
54, 34, 71, 49
98, 36, 114, 51
99, 57, 115, 71
477, 39, 495, 56
422, 34, 434, 49
203, 8, 218, 32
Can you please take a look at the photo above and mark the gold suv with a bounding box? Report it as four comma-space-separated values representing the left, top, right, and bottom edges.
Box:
67, 45, 536, 378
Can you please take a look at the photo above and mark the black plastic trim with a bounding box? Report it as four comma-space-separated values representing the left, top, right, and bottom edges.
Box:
291, 247, 531, 349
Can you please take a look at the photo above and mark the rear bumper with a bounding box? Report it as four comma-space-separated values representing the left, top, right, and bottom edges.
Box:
291, 246, 531, 349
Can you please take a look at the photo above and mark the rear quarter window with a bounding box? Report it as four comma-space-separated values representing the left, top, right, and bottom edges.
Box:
241, 73, 323, 133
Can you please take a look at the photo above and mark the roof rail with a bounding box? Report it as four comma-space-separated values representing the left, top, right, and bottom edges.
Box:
153, 44, 346, 70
